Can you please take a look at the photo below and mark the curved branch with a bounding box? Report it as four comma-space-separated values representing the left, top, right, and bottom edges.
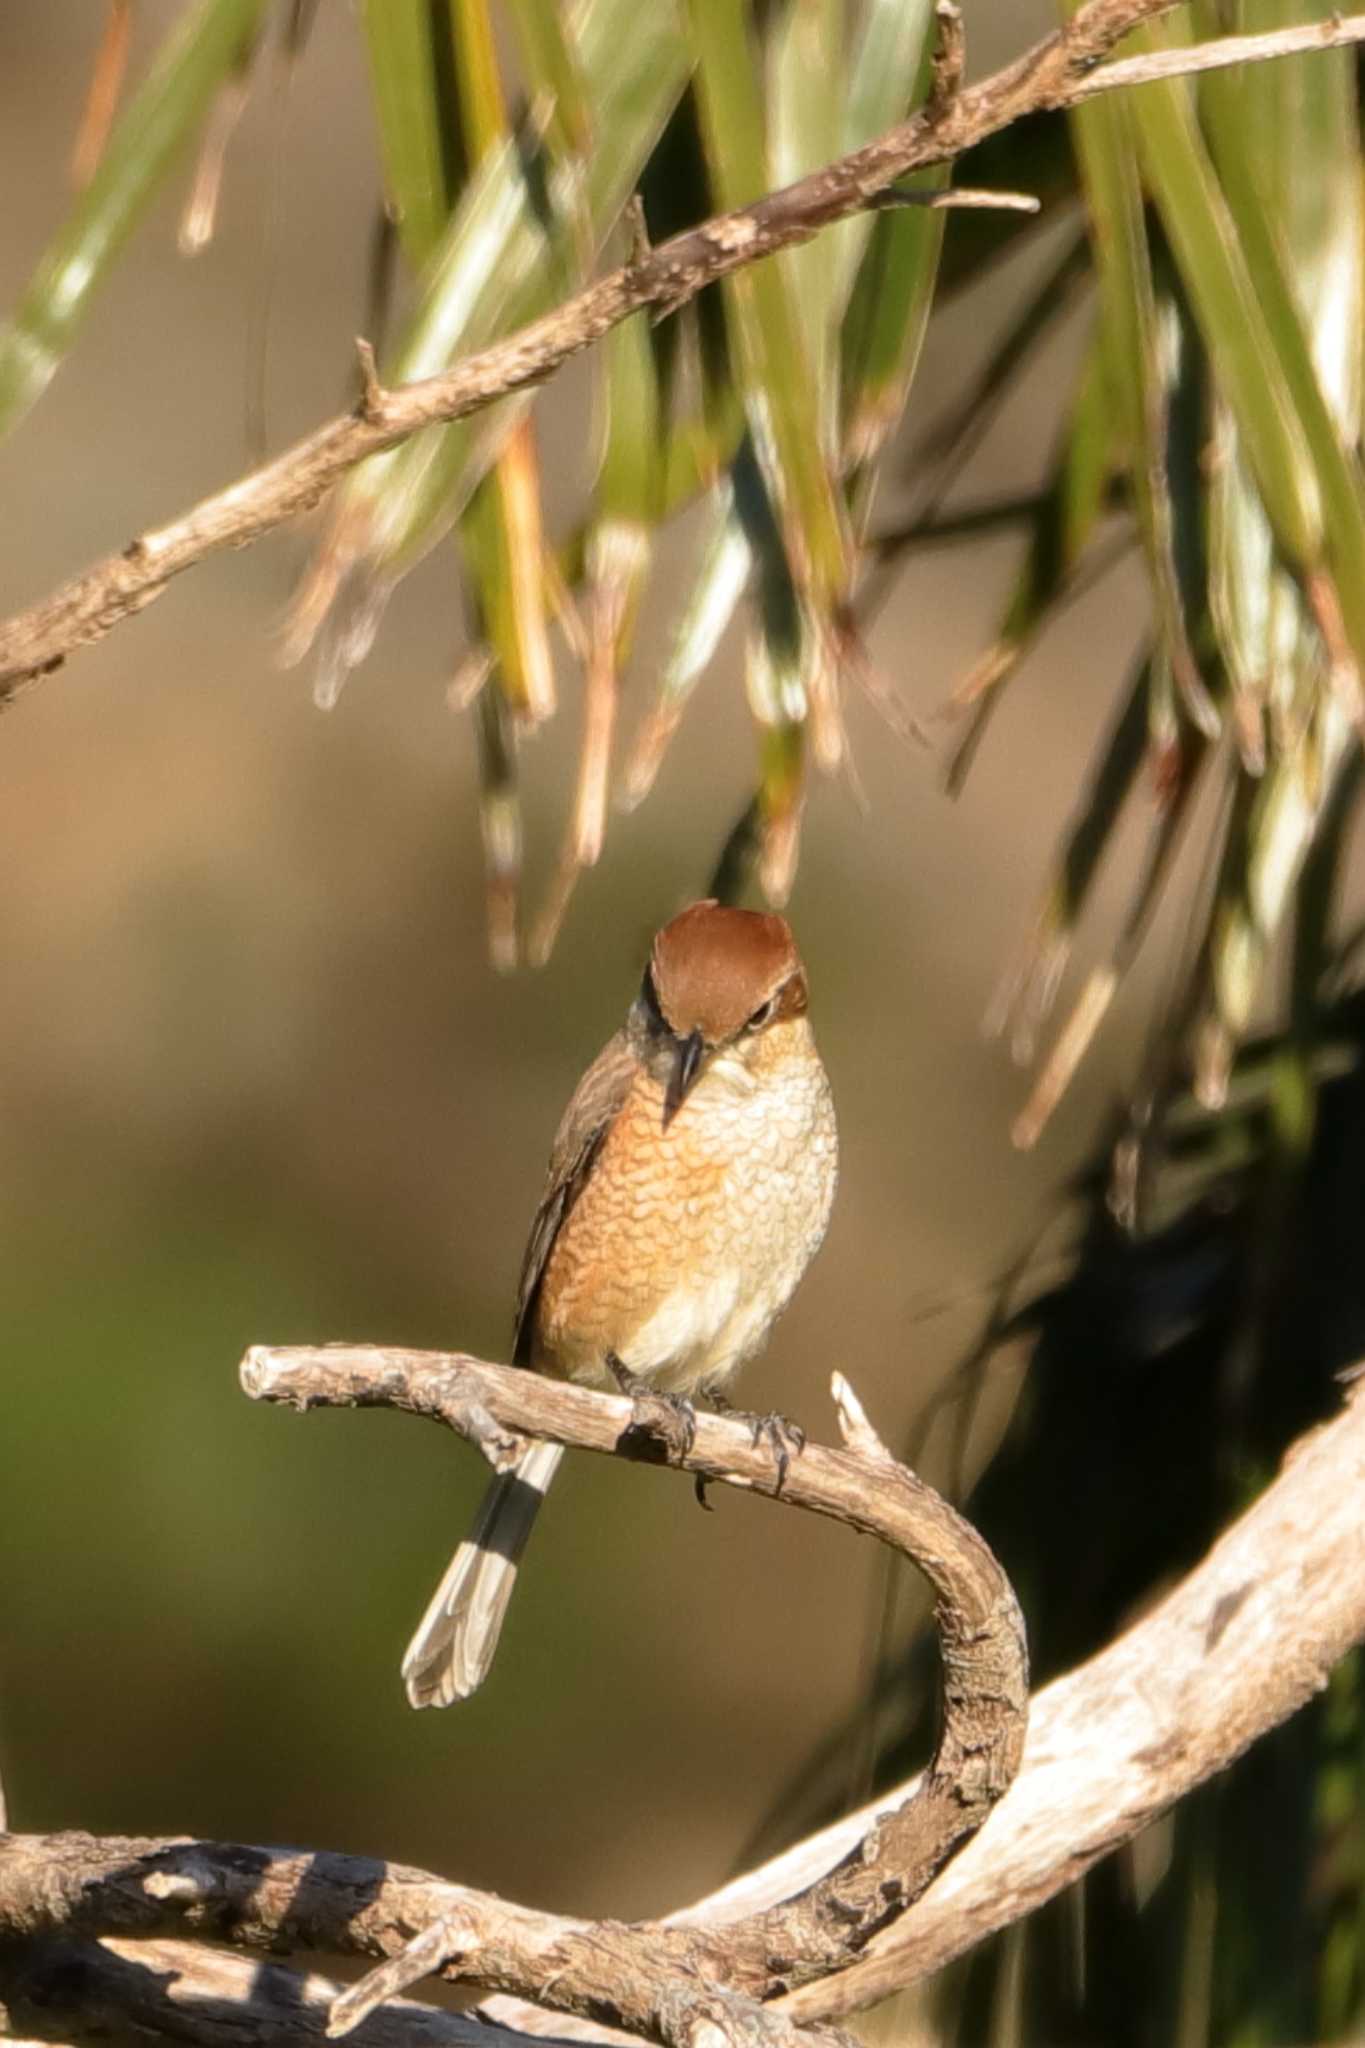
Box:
9, 0, 1365, 698
520, 1371, 1365, 2036
0, 1347, 1027, 2048
241, 1346, 1028, 2010
8, 1375, 1365, 2045
769, 1374, 1365, 2018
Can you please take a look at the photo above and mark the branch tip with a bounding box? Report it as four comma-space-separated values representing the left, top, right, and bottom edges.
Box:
239, 1344, 267, 1397
327, 1913, 472, 2038
868, 184, 1040, 216
354, 337, 386, 424
143, 1863, 209, 1902
928, 0, 966, 115
830, 1372, 893, 1464
625, 193, 651, 270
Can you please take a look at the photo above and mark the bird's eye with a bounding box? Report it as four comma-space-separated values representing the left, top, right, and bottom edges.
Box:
746, 997, 776, 1032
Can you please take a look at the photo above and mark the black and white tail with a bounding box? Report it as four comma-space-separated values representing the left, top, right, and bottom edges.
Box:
401, 1440, 565, 1707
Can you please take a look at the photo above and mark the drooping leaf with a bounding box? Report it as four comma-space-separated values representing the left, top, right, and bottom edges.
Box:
1174, 0, 1365, 1055
837, 0, 944, 485
0, 0, 269, 441
288, 0, 689, 687
506, 0, 593, 163
1067, 53, 1212, 735
448, 0, 557, 730
1128, 27, 1322, 581
769, 0, 845, 403
620, 485, 751, 810
473, 678, 521, 976
531, 301, 661, 959
70, 1, 135, 190
358, 0, 452, 265
689, 0, 852, 777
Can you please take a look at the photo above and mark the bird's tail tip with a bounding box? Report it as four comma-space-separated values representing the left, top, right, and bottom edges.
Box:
399, 1439, 565, 1710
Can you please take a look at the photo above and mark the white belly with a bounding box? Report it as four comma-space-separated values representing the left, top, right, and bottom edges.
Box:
624, 1270, 790, 1394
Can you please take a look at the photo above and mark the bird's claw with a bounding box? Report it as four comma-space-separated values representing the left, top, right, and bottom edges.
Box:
701, 1399, 806, 1489
608, 1357, 802, 1488
633, 1389, 697, 1462
748, 1409, 806, 1492
607, 1350, 640, 1397
607, 1353, 697, 1462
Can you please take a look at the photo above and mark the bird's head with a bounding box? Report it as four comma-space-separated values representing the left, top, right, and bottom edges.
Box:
631, 900, 810, 1125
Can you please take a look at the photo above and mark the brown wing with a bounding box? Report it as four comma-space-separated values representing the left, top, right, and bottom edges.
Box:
512, 1029, 637, 1367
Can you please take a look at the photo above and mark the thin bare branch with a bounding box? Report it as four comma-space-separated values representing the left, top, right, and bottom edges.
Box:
867, 185, 1040, 214
10, 0, 1361, 698
1078, 10, 1365, 91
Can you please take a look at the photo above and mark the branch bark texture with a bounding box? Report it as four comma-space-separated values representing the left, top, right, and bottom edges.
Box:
8, 0, 1365, 697
241, 1347, 1029, 2015
445, 1380, 1365, 2036
6, 1375, 1365, 2045
659, 1375, 1365, 2027
0, 1934, 547, 2048
0, 1345, 1027, 2048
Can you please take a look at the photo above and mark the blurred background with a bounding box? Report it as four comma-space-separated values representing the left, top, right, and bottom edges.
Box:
2, 5, 1364, 2044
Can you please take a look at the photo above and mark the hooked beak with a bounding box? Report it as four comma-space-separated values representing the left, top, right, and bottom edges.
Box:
662, 1030, 705, 1127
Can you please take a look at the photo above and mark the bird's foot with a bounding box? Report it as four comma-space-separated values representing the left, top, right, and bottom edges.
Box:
607, 1352, 698, 1463
692, 1390, 808, 1498
723, 1406, 807, 1493
638, 1390, 699, 1464
607, 1350, 642, 1397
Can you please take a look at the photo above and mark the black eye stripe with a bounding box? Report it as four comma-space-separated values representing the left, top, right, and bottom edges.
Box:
640, 967, 666, 1031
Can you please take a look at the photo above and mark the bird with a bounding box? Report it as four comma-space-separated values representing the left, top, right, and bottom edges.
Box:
401, 898, 838, 1707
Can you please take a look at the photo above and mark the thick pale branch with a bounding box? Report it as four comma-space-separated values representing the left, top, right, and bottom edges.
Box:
8, 0, 1365, 695
766, 1390, 1365, 2014
8, 1380, 1365, 2044
562, 1372, 1365, 2035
